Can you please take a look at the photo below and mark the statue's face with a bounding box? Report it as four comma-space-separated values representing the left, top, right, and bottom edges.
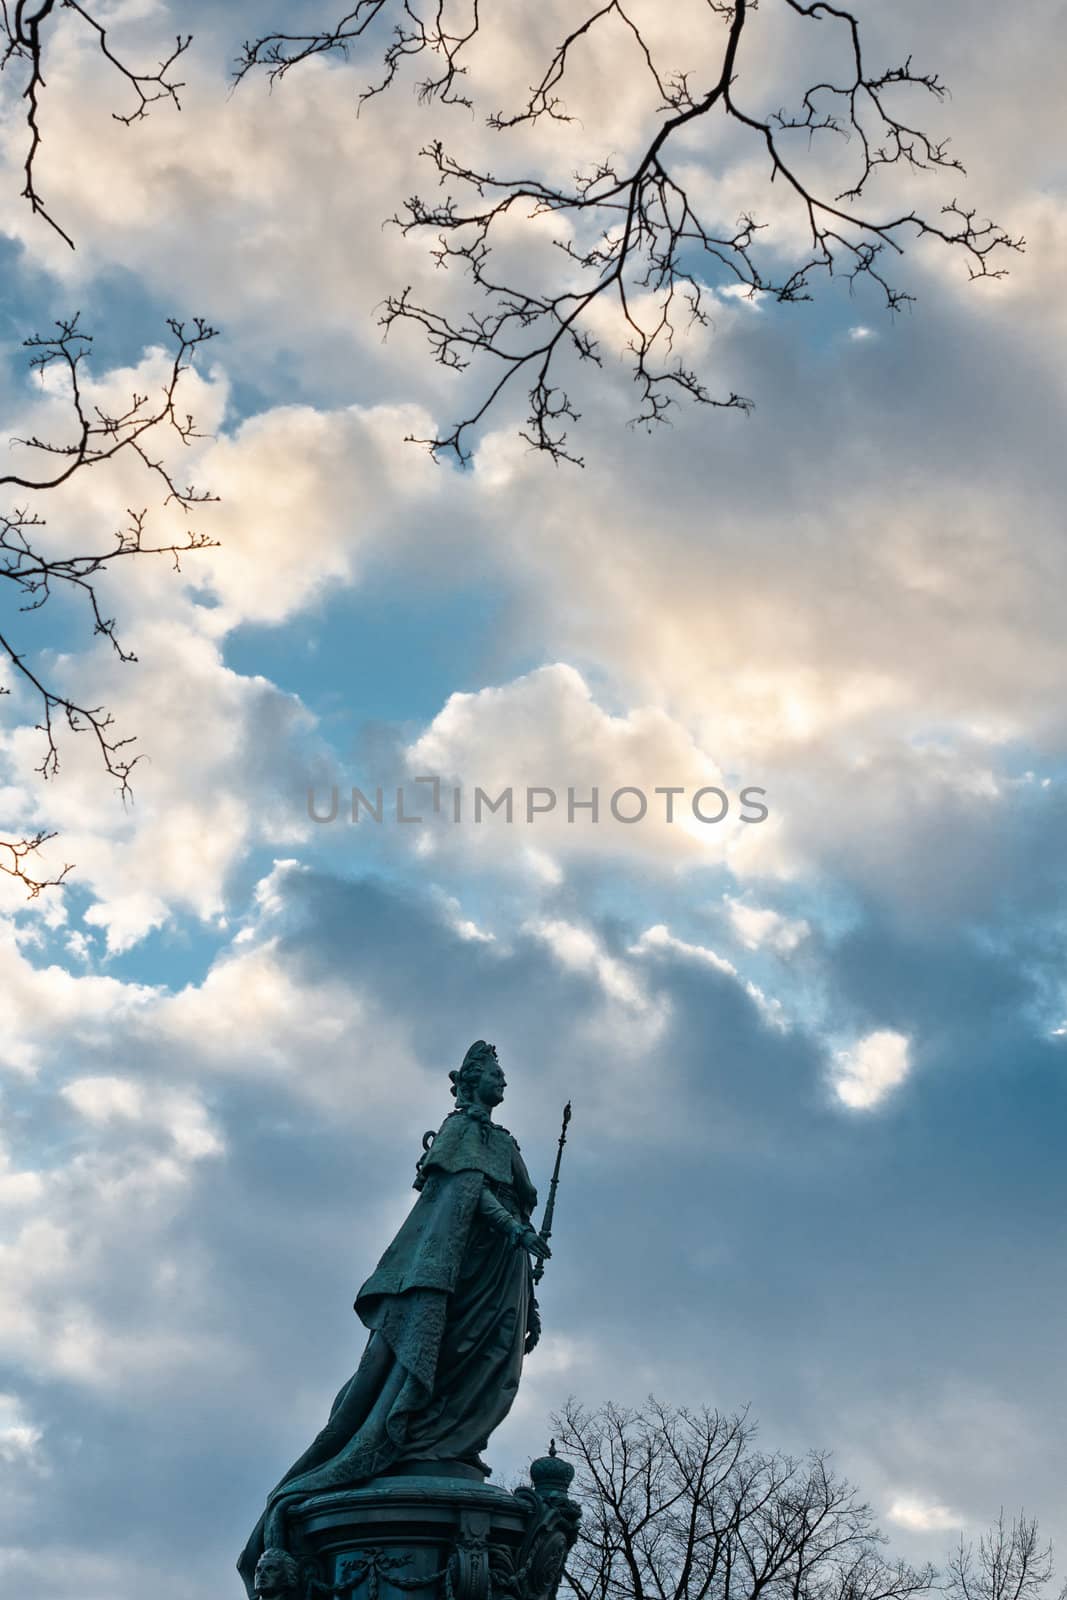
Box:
475, 1057, 507, 1108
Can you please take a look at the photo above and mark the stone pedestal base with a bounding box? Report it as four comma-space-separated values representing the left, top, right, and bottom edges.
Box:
254, 1454, 580, 1600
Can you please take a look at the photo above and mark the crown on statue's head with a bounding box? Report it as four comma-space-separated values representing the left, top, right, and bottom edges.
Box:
463, 1040, 498, 1066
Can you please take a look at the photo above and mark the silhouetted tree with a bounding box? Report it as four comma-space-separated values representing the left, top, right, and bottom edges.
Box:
551, 1398, 937, 1600
946, 1513, 1066, 1600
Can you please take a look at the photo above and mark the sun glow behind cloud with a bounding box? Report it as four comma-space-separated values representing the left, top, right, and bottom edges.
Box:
830, 1031, 913, 1111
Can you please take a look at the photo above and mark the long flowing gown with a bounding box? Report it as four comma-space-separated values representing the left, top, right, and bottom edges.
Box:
237, 1109, 538, 1594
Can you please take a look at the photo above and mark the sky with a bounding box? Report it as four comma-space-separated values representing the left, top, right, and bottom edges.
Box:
1, 2, 1066, 1596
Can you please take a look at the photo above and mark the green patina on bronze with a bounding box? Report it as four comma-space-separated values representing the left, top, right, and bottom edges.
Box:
238, 1041, 561, 1596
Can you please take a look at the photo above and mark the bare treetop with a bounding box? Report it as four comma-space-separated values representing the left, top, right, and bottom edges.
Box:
552, 1398, 937, 1600
946, 1513, 1067, 1600
237, 1, 1023, 465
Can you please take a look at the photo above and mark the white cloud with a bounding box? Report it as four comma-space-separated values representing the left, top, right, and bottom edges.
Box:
0, 1394, 44, 1469
431, 890, 496, 944
886, 1494, 961, 1534
61, 1076, 224, 1160
0, 1145, 234, 1391
525, 917, 652, 1013
403, 663, 779, 880
720, 284, 765, 309
830, 1030, 912, 1111
724, 896, 809, 954
0, 920, 156, 1076
0, 1138, 44, 1209
0, 615, 313, 949
630, 923, 785, 1027
190, 401, 441, 629
0, 334, 451, 949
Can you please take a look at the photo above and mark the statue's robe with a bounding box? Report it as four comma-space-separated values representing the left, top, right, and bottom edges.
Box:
238, 1111, 538, 1595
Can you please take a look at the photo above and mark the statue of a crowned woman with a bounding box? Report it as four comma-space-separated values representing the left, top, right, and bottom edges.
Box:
238, 1041, 551, 1594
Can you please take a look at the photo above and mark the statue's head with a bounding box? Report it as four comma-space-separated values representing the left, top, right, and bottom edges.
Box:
254, 1548, 302, 1599
450, 1040, 506, 1110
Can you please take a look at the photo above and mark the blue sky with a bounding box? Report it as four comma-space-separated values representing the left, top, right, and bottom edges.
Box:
1, 3, 1066, 1597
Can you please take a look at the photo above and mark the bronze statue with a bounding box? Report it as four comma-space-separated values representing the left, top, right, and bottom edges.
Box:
238, 1041, 554, 1594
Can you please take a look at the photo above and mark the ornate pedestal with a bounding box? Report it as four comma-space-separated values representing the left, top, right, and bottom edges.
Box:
252, 1453, 581, 1600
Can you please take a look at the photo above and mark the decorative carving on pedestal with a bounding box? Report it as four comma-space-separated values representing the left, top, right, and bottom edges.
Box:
253, 1547, 305, 1599
254, 1538, 468, 1600
490, 1444, 581, 1600
449, 1514, 493, 1600
251, 1447, 581, 1600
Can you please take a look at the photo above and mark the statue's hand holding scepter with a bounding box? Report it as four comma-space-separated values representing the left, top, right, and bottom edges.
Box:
515, 1223, 551, 1261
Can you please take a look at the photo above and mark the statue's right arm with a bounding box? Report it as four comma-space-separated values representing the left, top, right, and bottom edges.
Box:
477, 1183, 527, 1243
477, 1186, 551, 1259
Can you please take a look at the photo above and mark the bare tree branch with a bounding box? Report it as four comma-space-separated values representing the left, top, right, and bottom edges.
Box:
0, 823, 71, 896
0, 316, 219, 897
2, 312, 218, 504
236, 0, 1023, 465
0, 0, 190, 249
233, 0, 478, 110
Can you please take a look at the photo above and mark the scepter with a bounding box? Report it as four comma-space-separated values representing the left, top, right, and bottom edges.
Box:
533, 1101, 572, 1285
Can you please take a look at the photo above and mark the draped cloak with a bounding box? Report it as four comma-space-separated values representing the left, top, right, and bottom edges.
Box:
237, 1111, 538, 1595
